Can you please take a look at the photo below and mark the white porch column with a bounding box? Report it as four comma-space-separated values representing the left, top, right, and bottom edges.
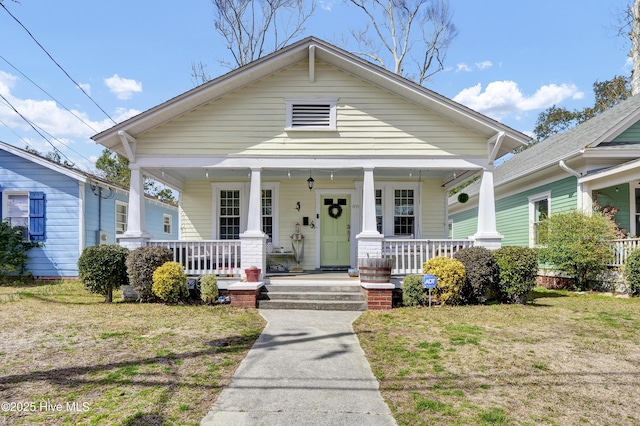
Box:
118, 165, 150, 250
473, 167, 503, 250
356, 167, 383, 259
240, 168, 267, 280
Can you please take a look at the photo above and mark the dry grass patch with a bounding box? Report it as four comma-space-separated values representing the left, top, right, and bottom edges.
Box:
354, 288, 640, 426
0, 280, 265, 425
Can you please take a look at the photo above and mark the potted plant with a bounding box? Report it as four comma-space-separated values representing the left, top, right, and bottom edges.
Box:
244, 265, 261, 282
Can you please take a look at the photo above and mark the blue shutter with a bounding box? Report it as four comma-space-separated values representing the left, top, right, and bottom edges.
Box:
29, 191, 46, 241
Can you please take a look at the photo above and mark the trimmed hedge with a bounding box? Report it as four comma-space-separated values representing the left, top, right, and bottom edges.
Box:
454, 246, 499, 304
200, 274, 219, 304
78, 244, 129, 303
623, 249, 640, 296
126, 246, 174, 302
423, 257, 465, 306
402, 274, 426, 306
493, 246, 538, 304
152, 261, 188, 303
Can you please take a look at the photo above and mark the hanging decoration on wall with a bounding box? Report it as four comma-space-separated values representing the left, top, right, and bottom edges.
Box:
457, 193, 469, 203
328, 203, 343, 219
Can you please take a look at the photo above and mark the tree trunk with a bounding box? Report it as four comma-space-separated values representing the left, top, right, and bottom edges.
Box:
631, 0, 640, 95
104, 289, 113, 303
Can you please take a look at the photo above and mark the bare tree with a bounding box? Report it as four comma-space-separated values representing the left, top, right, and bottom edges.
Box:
213, 0, 315, 69
617, 0, 640, 95
347, 0, 457, 84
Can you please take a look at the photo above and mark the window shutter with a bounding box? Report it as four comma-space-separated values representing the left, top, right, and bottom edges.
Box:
0, 191, 2, 220
29, 191, 46, 242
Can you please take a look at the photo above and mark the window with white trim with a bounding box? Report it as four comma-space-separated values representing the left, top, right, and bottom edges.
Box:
3, 192, 29, 239
219, 189, 241, 240
529, 192, 550, 246
375, 189, 383, 233
163, 214, 172, 234
394, 189, 415, 236
262, 189, 273, 240
285, 98, 337, 130
374, 183, 421, 237
115, 201, 128, 235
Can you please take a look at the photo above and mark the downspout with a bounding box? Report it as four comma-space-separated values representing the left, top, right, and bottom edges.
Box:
558, 160, 584, 211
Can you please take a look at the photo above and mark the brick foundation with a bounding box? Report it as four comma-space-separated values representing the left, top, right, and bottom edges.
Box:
363, 288, 393, 310
229, 289, 260, 308
536, 275, 575, 290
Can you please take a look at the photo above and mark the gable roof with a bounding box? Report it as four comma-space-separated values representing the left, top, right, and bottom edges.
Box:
92, 36, 529, 159
450, 94, 640, 204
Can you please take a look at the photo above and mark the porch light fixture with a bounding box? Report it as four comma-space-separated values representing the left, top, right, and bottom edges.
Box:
307, 172, 315, 190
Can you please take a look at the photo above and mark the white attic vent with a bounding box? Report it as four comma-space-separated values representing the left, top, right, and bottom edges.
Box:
285, 98, 337, 130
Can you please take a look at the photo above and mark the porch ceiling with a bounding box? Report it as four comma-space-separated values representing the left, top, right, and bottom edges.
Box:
145, 167, 467, 190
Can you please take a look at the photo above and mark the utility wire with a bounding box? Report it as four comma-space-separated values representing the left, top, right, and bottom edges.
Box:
0, 55, 100, 134
0, 2, 117, 125
0, 93, 78, 167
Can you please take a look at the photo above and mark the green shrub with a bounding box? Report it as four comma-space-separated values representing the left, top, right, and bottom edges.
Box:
402, 274, 426, 306
200, 274, 219, 304
454, 246, 499, 304
493, 246, 538, 304
623, 249, 640, 296
0, 221, 40, 276
152, 261, 188, 303
423, 257, 465, 306
126, 246, 173, 302
537, 211, 616, 290
78, 244, 129, 303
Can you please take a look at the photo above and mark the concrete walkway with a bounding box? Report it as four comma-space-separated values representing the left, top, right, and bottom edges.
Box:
201, 310, 397, 426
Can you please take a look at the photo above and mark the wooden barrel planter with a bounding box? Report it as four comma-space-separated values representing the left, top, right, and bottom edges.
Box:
358, 258, 393, 283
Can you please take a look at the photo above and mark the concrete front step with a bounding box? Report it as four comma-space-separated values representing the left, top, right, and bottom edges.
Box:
258, 299, 367, 311
258, 283, 366, 311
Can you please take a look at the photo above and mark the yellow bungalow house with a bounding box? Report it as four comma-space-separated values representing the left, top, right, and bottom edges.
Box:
91, 37, 528, 308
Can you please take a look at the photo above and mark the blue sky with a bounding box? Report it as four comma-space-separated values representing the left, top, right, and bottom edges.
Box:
0, 0, 632, 172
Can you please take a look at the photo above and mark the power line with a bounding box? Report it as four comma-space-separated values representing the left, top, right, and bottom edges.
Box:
0, 55, 100, 134
0, 2, 117, 125
0, 93, 78, 167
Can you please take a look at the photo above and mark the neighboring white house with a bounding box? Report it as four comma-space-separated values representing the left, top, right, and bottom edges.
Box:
91, 37, 529, 281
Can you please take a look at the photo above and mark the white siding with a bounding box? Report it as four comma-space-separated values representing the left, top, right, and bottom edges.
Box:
136, 61, 487, 157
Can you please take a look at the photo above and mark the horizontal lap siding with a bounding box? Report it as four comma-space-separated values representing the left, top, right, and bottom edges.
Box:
0, 152, 80, 277
495, 176, 577, 247
136, 61, 487, 157
180, 180, 213, 239
421, 180, 447, 238
450, 206, 478, 239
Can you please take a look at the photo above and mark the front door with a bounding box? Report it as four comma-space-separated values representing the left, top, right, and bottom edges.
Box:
320, 195, 351, 269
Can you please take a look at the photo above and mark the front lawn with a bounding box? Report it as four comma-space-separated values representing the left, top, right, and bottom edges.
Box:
0, 280, 265, 425
354, 288, 640, 425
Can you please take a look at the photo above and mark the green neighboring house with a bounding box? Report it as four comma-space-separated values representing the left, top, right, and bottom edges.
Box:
449, 94, 640, 259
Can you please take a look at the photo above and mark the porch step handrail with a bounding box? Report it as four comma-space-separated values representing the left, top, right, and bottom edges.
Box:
382, 238, 474, 275
148, 240, 241, 276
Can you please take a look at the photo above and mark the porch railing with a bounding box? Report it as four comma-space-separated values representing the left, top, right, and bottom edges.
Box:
382, 238, 474, 275
148, 240, 241, 276
609, 238, 640, 267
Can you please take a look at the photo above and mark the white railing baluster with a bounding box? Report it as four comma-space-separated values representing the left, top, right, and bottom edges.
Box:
381, 238, 473, 275
148, 240, 242, 276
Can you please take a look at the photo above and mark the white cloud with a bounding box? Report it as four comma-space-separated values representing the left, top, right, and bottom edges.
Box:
319, 0, 334, 11
78, 82, 91, 95
453, 80, 584, 120
456, 61, 492, 72
0, 70, 18, 96
475, 60, 492, 70
104, 74, 142, 100
456, 63, 472, 72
